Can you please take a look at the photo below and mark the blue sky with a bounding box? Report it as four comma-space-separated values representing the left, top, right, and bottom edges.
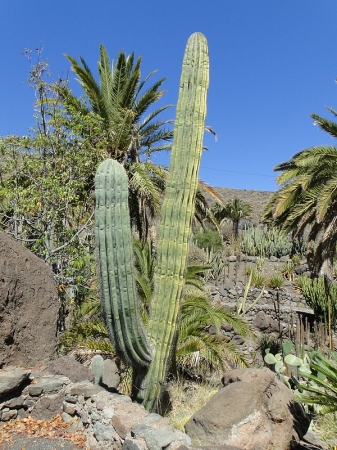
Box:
1, 1, 337, 192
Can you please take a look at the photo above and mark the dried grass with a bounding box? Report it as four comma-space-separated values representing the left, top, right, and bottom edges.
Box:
167, 379, 219, 431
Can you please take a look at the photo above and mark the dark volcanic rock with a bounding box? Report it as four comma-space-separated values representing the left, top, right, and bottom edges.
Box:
47, 356, 93, 383
0, 232, 59, 367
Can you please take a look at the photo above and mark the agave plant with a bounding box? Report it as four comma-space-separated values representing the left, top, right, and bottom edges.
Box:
296, 349, 337, 414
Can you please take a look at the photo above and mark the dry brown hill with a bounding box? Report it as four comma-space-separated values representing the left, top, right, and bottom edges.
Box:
205, 187, 273, 224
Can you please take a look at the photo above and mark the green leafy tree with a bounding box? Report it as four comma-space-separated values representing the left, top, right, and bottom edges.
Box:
193, 228, 223, 251
58, 45, 173, 241
213, 198, 253, 239
0, 49, 106, 329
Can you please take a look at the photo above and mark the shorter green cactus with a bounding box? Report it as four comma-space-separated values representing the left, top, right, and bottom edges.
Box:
91, 354, 104, 385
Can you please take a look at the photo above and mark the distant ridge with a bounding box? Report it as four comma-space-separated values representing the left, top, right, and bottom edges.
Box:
205, 186, 273, 224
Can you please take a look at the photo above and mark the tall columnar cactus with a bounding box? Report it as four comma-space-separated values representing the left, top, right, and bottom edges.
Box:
95, 32, 209, 412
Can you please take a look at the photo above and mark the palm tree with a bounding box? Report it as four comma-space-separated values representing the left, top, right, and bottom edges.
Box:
262, 107, 337, 348
61, 239, 252, 377
213, 198, 252, 239
58, 45, 173, 241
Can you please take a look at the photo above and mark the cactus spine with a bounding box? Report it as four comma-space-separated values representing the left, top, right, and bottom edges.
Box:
95, 32, 209, 412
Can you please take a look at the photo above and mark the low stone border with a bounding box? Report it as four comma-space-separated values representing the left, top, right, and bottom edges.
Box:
0, 366, 192, 449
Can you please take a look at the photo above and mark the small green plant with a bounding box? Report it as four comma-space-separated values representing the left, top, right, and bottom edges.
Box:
255, 256, 265, 271
203, 248, 225, 283
257, 334, 281, 359
291, 254, 301, 265
250, 268, 265, 288
268, 273, 284, 290
282, 260, 295, 281
246, 265, 255, 276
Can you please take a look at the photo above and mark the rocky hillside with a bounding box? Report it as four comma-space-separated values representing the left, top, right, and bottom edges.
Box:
206, 186, 274, 224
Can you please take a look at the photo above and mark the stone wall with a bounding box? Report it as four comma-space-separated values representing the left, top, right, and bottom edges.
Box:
0, 360, 192, 450
205, 254, 316, 365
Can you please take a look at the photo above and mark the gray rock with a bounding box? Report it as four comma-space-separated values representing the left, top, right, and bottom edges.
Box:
295, 264, 309, 275
78, 409, 90, 425
17, 407, 26, 419
103, 406, 115, 419
1, 394, 24, 408
186, 368, 309, 450
64, 393, 77, 403
302, 430, 329, 450
83, 384, 105, 398
1, 408, 17, 421
28, 377, 64, 396
222, 323, 234, 332
61, 411, 74, 423
69, 380, 102, 396
102, 358, 120, 390
63, 401, 76, 415
91, 411, 101, 421
253, 311, 280, 333
28, 385, 44, 396
94, 422, 117, 442
232, 335, 245, 345
143, 425, 191, 450
218, 287, 228, 296
30, 391, 65, 420
23, 397, 35, 408
123, 439, 147, 450
223, 278, 235, 289
0, 232, 59, 367
246, 256, 256, 262
0, 367, 30, 398
47, 356, 93, 383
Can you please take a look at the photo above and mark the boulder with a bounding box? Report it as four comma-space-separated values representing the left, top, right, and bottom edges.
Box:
253, 310, 280, 333
30, 391, 65, 420
0, 367, 30, 399
0, 232, 59, 367
47, 356, 93, 383
102, 358, 120, 390
185, 368, 310, 450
